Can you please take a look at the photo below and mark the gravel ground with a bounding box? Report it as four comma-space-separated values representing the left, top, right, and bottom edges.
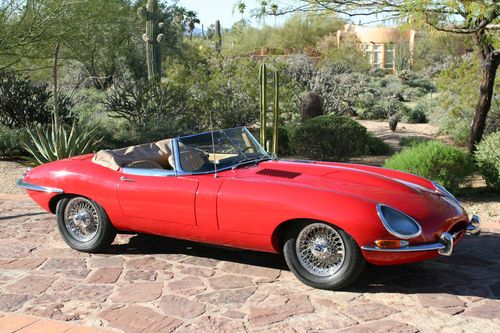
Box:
0, 160, 25, 194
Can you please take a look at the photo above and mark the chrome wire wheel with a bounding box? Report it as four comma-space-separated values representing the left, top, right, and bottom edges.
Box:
295, 223, 346, 277
63, 197, 99, 242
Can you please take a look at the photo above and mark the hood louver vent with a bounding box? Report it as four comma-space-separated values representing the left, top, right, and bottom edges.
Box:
256, 168, 301, 179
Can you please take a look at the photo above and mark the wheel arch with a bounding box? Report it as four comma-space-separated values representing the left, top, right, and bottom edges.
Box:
271, 218, 352, 253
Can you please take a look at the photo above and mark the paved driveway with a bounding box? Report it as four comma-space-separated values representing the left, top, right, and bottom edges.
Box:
0, 197, 499, 332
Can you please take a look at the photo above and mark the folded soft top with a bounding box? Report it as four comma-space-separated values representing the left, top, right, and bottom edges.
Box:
92, 139, 173, 171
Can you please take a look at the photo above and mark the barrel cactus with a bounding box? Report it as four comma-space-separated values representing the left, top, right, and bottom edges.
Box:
389, 114, 399, 132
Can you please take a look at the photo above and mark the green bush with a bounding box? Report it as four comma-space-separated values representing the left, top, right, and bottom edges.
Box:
384, 141, 474, 192
475, 131, 500, 190
366, 133, 391, 155
291, 115, 371, 161
399, 136, 432, 147
0, 126, 29, 157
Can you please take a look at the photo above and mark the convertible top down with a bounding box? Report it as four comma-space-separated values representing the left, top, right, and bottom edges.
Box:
18, 127, 480, 290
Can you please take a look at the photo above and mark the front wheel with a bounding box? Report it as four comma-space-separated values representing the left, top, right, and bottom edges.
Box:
56, 196, 116, 253
283, 221, 365, 290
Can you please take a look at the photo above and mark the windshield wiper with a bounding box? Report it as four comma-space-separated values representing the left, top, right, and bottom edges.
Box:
232, 155, 272, 170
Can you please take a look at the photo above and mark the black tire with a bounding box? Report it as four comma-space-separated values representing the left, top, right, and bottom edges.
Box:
283, 221, 365, 290
56, 196, 116, 253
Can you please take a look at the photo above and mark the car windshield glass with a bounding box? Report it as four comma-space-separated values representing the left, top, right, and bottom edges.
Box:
176, 127, 269, 173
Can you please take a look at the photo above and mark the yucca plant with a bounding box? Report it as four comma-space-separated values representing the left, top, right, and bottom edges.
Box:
22, 117, 99, 165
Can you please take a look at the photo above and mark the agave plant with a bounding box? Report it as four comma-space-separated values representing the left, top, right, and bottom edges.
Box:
23, 117, 99, 165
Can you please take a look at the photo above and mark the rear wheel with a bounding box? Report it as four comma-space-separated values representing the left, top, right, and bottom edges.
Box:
56, 196, 116, 253
283, 221, 365, 290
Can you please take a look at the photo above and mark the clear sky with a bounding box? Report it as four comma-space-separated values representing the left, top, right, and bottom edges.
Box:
178, 0, 244, 29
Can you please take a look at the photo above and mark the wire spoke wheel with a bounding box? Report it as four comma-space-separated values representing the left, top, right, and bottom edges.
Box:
295, 223, 346, 277
63, 197, 99, 242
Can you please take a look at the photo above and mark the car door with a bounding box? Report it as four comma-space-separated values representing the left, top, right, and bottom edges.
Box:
117, 171, 199, 225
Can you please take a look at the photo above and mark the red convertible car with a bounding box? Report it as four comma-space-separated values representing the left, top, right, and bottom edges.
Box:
18, 127, 480, 290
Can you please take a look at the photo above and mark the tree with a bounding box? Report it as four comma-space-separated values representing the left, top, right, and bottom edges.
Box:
246, 0, 499, 151
185, 10, 200, 40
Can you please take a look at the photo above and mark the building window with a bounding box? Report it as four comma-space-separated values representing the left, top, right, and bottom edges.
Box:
385, 44, 394, 69
373, 44, 382, 67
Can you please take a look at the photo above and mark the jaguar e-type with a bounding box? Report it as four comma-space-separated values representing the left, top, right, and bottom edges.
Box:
18, 127, 480, 289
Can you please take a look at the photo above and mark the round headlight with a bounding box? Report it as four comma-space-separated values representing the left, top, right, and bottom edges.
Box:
376, 204, 422, 239
432, 181, 462, 207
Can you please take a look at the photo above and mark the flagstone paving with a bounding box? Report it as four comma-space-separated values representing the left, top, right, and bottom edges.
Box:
1, 197, 499, 332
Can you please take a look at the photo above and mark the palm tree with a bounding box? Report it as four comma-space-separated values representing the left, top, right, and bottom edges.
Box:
174, 6, 187, 27
186, 10, 200, 40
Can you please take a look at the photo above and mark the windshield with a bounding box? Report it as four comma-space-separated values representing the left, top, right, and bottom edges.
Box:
176, 127, 269, 173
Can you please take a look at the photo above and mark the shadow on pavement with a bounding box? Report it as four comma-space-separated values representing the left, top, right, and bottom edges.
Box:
106, 231, 500, 300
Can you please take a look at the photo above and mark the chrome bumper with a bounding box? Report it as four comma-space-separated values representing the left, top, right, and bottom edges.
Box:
17, 179, 64, 194
361, 215, 481, 256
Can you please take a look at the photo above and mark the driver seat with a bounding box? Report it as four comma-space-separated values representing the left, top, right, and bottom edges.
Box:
179, 144, 207, 172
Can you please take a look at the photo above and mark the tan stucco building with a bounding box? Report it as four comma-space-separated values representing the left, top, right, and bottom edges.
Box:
336, 24, 419, 71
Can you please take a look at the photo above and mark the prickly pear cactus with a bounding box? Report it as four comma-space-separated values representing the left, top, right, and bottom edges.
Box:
138, 0, 165, 81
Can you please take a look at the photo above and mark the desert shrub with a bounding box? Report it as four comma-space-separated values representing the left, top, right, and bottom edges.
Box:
291, 115, 371, 161
105, 80, 194, 143
402, 102, 428, 123
403, 77, 436, 93
384, 141, 474, 192
0, 71, 52, 128
285, 56, 367, 116
358, 99, 409, 120
474, 131, 500, 190
0, 126, 29, 157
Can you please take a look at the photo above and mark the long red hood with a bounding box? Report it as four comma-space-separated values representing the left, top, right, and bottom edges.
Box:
232, 160, 468, 241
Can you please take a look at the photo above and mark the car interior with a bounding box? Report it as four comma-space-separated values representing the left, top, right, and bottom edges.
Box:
92, 139, 212, 173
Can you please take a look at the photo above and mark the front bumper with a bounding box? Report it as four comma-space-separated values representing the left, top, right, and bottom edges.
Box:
361, 214, 481, 256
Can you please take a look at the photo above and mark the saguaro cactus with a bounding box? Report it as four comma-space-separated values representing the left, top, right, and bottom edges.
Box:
138, 0, 164, 81
215, 20, 222, 55
259, 63, 280, 155
272, 70, 279, 155
259, 63, 267, 147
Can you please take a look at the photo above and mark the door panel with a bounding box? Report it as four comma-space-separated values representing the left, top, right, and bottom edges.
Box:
118, 175, 199, 225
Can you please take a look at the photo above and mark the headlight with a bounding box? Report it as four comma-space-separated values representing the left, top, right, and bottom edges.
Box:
432, 181, 462, 207
376, 204, 422, 239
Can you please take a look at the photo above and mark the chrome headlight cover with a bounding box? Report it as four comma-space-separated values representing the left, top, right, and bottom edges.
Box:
376, 204, 422, 239
432, 181, 462, 207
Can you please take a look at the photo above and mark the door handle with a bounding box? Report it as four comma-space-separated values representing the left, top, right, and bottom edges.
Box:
120, 176, 135, 182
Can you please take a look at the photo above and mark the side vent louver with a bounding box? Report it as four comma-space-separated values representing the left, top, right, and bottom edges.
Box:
256, 169, 301, 179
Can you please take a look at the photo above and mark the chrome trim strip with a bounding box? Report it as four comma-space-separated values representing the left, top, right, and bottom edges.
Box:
361, 242, 446, 252
432, 181, 463, 207
122, 168, 177, 177
376, 204, 422, 240
17, 179, 63, 193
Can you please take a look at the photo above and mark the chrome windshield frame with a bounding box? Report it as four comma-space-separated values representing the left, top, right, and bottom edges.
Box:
172, 127, 269, 176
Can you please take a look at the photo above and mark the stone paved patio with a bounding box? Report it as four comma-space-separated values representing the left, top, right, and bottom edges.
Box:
1, 197, 499, 333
